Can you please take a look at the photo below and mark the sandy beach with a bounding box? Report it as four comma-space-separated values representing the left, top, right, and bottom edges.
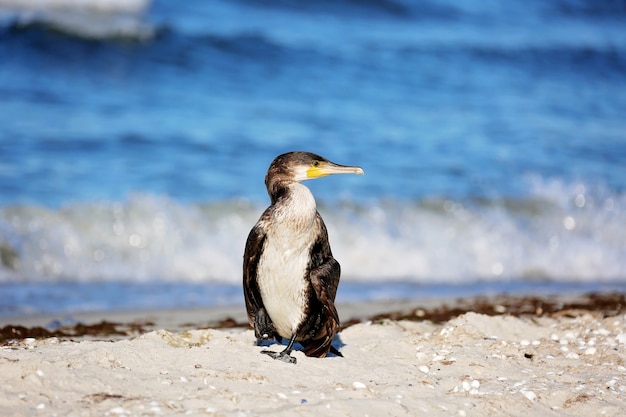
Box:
1, 294, 625, 416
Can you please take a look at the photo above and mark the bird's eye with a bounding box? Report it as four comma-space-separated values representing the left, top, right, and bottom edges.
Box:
312, 161, 320, 167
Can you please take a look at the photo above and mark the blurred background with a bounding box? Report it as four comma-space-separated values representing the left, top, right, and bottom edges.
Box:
0, 0, 625, 317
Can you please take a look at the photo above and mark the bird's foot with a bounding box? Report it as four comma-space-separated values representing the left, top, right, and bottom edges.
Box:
261, 349, 297, 364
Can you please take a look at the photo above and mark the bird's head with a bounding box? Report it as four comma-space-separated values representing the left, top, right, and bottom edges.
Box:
266, 151, 364, 185
264, 152, 364, 200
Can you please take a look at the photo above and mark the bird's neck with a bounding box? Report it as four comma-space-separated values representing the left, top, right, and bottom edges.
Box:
271, 183, 317, 231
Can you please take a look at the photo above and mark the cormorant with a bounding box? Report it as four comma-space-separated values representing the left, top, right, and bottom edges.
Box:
243, 151, 364, 364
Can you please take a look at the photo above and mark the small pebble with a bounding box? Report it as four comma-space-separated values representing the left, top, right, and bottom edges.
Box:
521, 390, 536, 402
150, 405, 162, 413
418, 365, 429, 374
440, 326, 454, 336
584, 347, 597, 355
352, 381, 366, 389
494, 305, 506, 313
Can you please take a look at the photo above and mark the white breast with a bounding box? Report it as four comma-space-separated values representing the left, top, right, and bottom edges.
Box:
256, 184, 318, 339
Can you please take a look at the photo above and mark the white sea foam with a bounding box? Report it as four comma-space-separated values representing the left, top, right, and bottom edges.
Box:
1, 179, 624, 285
0, 0, 149, 14
0, 0, 154, 39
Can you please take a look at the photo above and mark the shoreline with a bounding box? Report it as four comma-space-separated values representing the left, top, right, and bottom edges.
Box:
3, 279, 626, 322
2, 292, 624, 342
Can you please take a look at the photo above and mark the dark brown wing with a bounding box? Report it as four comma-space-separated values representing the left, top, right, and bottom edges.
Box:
309, 212, 341, 302
299, 213, 341, 357
242, 221, 267, 328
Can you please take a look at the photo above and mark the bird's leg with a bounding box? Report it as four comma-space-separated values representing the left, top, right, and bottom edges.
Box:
329, 345, 343, 358
262, 333, 298, 364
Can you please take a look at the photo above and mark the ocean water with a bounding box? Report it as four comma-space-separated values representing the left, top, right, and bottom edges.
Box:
1, 0, 625, 317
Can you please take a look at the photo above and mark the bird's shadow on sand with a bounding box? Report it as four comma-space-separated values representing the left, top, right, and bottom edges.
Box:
256, 334, 345, 358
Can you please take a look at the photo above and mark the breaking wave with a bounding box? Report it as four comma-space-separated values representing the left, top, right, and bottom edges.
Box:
0, 0, 154, 40
1, 178, 624, 284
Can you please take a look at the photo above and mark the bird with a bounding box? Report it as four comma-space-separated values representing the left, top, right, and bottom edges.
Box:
243, 151, 364, 364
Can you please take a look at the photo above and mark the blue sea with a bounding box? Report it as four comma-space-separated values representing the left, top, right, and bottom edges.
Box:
1, 0, 625, 317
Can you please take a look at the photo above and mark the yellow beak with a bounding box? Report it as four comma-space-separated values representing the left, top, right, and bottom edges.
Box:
306, 161, 364, 179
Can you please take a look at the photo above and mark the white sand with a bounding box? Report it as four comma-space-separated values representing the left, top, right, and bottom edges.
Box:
2, 309, 625, 416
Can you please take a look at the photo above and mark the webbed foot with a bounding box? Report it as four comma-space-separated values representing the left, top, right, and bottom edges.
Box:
261, 349, 297, 364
